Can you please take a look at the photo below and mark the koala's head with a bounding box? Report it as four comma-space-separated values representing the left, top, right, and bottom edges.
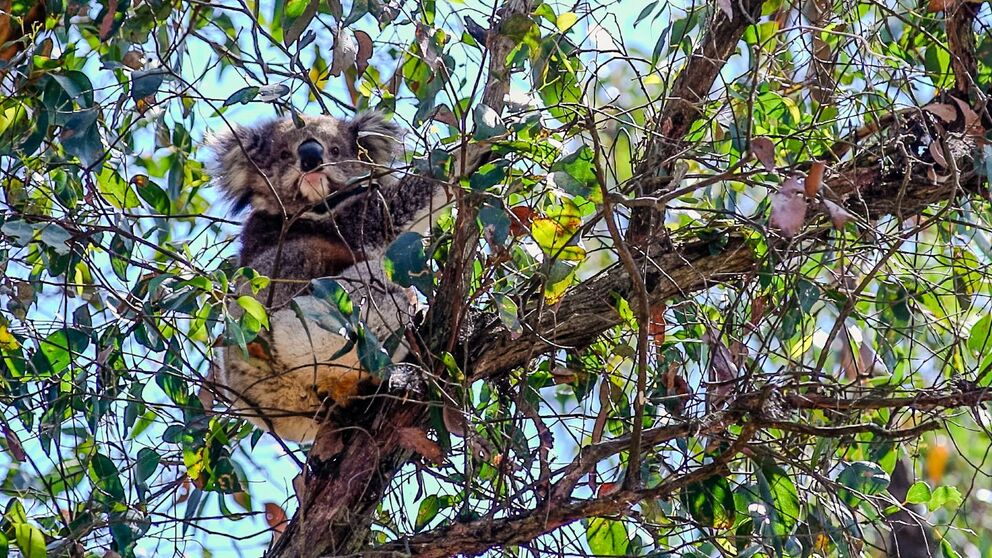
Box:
207, 112, 403, 215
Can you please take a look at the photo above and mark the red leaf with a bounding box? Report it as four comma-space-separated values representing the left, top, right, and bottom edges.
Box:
597, 482, 622, 497
648, 304, 666, 342
805, 161, 826, 197
99, 0, 118, 40
264, 502, 288, 534
509, 206, 536, 237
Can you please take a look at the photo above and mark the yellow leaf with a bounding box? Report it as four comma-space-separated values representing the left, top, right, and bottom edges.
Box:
556, 12, 579, 32
0, 324, 19, 350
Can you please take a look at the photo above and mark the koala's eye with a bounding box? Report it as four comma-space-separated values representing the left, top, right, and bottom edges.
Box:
329, 146, 341, 157
279, 150, 292, 161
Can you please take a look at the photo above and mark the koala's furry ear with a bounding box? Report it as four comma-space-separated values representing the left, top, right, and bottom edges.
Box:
205, 121, 273, 213
349, 111, 403, 164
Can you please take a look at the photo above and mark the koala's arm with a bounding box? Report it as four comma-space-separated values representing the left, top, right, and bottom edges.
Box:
333, 174, 448, 250
245, 241, 326, 310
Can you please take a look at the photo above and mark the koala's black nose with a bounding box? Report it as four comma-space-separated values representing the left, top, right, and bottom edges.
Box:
297, 139, 324, 172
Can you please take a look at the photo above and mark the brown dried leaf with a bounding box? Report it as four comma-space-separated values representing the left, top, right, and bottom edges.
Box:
926, 0, 957, 12
805, 161, 826, 197
822, 199, 855, 229
442, 405, 467, 438
264, 502, 288, 534
597, 482, 622, 497
2, 423, 25, 462
769, 177, 808, 238
354, 29, 373, 76
703, 328, 739, 407
923, 102, 958, 123
310, 427, 344, 460
431, 104, 460, 127
396, 427, 443, 465
122, 51, 144, 70
948, 95, 983, 137
550, 366, 578, 384
749, 295, 767, 326
662, 362, 691, 414
929, 140, 948, 168
292, 473, 306, 503
752, 137, 776, 171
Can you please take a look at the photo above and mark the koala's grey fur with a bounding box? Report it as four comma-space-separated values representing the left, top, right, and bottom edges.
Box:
207, 112, 446, 442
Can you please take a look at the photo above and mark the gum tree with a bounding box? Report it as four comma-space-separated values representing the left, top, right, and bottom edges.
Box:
2, 0, 992, 557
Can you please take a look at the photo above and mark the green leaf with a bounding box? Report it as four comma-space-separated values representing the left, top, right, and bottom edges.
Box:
223, 86, 260, 106
51, 71, 94, 108
500, 13, 541, 54
283, 0, 319, 45
109, 230, 134, 281
355, 323, 391, 376
90, 452, 126, 502
1, 219, 34, 246
13, 524, 45, 558
61, 108, 103, 167
684, 474, 736, 528
586, 517, 629, 556
941, 538, 963, 558
0, 531, 8, 558
237, 296, 270, 329
414, 494, 440, 531
38, 224, 72, 255
906, 481, 932, 505
37, 328, 89, 376
837, 461, 890, 505
311, 278, 356, 319
469, 164, 506, 192
135, 177, 171, 214
531, 215, 585, 261
136, 448, 160, 483
383, 232, 432, 295
551, 146, 600, 201
634, 1, 659, 26
928, 485, 962, 512
757, 463, 800, 542
342, 0, 369, 25
494, 294, 523, 339
924, 45, 952, 89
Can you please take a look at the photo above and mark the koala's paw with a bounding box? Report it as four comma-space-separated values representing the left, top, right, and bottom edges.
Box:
387, 363, 426, 395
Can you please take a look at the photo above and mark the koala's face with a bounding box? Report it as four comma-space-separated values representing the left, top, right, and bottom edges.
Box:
208, 112, 402, 216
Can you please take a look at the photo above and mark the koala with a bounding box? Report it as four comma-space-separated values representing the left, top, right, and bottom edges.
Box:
206, 112, 446, 443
